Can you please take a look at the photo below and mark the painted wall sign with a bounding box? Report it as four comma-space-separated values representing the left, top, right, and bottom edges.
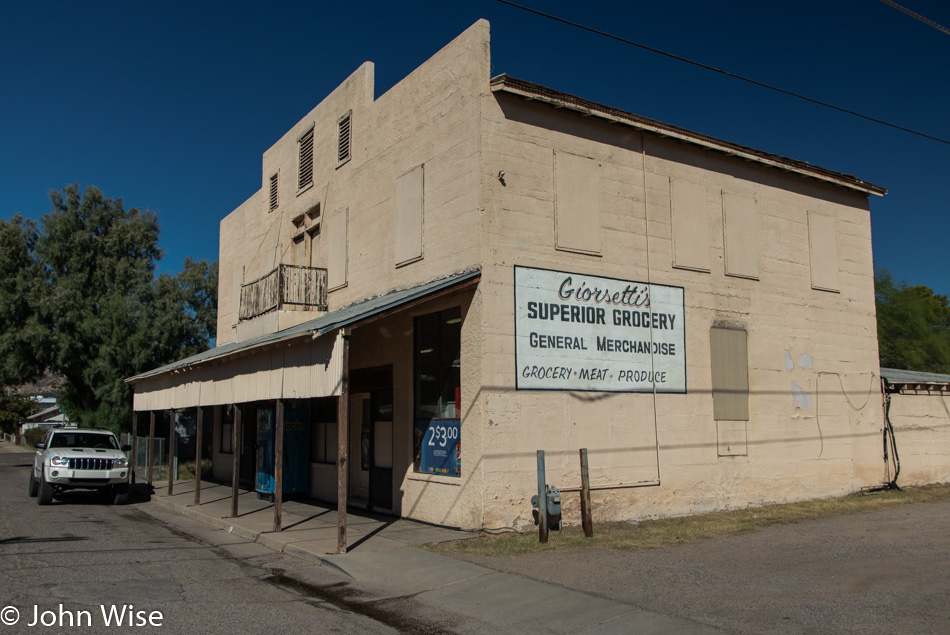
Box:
515, 266, 686, 392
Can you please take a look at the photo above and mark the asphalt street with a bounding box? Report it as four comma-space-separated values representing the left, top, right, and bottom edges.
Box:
0, 451, 396, 635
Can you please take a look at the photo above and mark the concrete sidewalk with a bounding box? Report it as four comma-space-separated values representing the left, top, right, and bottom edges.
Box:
0, 439, 33, 453
143, 478, 720, 634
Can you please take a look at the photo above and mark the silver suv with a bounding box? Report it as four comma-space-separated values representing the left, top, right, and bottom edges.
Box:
29, 427, 131, 505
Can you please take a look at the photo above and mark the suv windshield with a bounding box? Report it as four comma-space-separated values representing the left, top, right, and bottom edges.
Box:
49, 433, 119, 450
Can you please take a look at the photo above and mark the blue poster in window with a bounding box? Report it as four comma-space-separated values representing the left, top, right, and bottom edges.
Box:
256, 406, 310, 495
416, 418, 461, 477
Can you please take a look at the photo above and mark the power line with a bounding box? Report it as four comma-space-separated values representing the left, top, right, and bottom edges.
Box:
495, 0, 950, 147
880, 0, 950, 37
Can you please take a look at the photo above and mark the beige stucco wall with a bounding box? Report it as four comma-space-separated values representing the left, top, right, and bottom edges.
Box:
216, 20, 489, 347
887, 392, 950, 486
217, 191, 261, 344
336, 286, 481, 528
474, 89, 885, 529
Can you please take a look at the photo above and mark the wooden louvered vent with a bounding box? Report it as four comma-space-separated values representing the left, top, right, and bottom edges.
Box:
337, 113, 351, 164
269, 173, 279, 210
298, 127, 314, 190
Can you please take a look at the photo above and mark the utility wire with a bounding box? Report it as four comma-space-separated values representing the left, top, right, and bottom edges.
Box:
495, 0, 950, 147
880, 0, 950, 37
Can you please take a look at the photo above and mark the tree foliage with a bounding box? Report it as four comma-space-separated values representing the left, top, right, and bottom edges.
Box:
0, 184, 217, 431
875, 269, 950, 374
0, 215, 47, 386
0, 391, 35, 435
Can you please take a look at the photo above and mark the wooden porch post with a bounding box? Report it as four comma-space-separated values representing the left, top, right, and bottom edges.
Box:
337, 328, 351, 554
231, 405, 242, 518
167, 411, 175, 496
147, 411, 155, 485
194, 406, 203, 506
274, 399, 284, 532
130, 410, 138, 485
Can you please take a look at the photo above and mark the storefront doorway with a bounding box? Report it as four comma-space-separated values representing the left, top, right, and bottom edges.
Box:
348, 366, 394, 513
348, 390, 394, 511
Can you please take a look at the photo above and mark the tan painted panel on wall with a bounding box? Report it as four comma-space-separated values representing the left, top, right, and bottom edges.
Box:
326, 207, 348, 290
554, 150, 601, 255
395, 164, 424, 266
710, 327, 750, 421
722, 192, 759, 279
808, 210, 839, 292
670, 178, 710, 272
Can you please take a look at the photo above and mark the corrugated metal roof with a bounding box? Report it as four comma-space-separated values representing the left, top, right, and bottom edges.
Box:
880, 367, 950, 386
491, 75, 886, 198
126, 268, 481, 384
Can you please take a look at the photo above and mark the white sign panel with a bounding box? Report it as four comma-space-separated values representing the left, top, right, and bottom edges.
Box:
515, 266, 686, 393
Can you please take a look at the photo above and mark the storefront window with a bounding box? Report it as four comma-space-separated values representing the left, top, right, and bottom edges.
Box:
310, 397, 338, 464
413, 307, 461, 475
221, 405, 234, 454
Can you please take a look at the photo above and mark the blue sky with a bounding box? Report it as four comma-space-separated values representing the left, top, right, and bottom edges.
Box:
2, 1, 948, 294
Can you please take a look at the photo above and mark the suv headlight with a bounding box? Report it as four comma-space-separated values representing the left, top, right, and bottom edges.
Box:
114, 457, 129, 468
49, 456, 69, 467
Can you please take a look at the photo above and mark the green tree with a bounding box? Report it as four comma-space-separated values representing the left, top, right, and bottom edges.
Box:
0, 184, 219, 432
147, 258, 218, 367
173, 257, 218, 349
876, 269, 950, 373
36, 185, 164, 429
0, 390, 36, 435
0, 215, 48, 389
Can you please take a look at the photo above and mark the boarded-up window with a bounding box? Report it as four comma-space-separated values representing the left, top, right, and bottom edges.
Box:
554, 150, 601, 255
298, 127, 314, 190
670, 178, 710, 272
807, 210, 839, 292
293, 235, 306, 265
710, 327, 749, 421
722, 192, 759, 279
395, 164, 424, 266
326, 208, 348, 290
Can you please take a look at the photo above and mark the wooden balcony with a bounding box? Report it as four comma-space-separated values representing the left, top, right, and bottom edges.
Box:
239, 264, 328, 321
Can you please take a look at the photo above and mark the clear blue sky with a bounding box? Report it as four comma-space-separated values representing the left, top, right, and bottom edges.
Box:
2, 1, 947, 294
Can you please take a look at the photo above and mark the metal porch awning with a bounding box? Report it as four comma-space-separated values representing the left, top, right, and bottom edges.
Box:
126, 268, 480, 411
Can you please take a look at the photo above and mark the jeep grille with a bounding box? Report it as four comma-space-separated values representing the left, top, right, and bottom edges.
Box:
66, 458, 115, 470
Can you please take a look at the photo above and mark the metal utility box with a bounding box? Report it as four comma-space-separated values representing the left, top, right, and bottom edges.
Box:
532, 484, 562, 531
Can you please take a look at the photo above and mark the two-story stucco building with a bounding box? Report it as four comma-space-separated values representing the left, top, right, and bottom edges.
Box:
128, 20, 915, 542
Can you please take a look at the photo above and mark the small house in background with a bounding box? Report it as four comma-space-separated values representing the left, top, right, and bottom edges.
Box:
17, 389, 69, 439
126, 20, 950, 544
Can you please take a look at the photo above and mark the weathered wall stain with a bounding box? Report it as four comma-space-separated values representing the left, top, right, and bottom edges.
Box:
790, 380, 813, 410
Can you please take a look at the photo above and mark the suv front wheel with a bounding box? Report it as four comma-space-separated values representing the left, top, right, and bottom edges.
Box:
37, 472, 54, 505
27, 471, 38, 497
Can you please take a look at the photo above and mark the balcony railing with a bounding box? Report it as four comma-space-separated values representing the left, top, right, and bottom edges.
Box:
239, 264, 328, 321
